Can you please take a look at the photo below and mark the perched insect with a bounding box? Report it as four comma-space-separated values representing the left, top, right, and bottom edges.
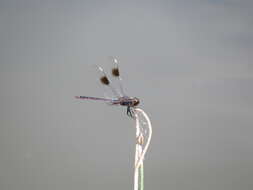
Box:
75, 58, 139, 118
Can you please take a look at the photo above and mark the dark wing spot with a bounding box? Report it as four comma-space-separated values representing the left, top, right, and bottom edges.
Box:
100, 76, 110, 85
112, 68, 120, 77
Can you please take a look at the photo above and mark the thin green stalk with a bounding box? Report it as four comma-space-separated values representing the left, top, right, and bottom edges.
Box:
139, 163, 144, 190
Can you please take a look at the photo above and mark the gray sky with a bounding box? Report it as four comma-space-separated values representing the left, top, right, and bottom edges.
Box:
0, 1, 253, 190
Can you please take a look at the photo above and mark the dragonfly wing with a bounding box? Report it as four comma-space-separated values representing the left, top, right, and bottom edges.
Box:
108, 57, 126, 97
94, 65, 123, 99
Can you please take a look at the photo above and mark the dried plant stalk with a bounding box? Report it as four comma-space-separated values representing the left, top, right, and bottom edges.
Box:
133, 108, 152, 190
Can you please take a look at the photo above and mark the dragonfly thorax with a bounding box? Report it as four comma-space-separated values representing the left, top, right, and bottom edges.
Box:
119, 97, 140, 107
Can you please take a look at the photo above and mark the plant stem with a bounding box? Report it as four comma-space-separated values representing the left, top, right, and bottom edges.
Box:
139, 163, 144, 190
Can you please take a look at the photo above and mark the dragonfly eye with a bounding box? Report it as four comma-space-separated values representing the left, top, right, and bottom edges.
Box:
133, 98, 140, 106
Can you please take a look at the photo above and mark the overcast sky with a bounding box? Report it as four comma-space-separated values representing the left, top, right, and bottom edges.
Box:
0, 1, 253, 190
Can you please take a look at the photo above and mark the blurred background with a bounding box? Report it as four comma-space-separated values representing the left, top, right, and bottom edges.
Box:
0, 0, 252, 190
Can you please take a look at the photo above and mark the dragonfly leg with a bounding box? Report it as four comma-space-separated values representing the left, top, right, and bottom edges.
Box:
127, 106, 132, 117
127, 106, 135, 119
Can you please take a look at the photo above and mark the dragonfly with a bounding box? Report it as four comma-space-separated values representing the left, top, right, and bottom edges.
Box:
75, 58, 140, 118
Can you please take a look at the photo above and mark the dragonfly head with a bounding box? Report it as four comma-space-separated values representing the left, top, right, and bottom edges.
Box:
133, 97, 140, 106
